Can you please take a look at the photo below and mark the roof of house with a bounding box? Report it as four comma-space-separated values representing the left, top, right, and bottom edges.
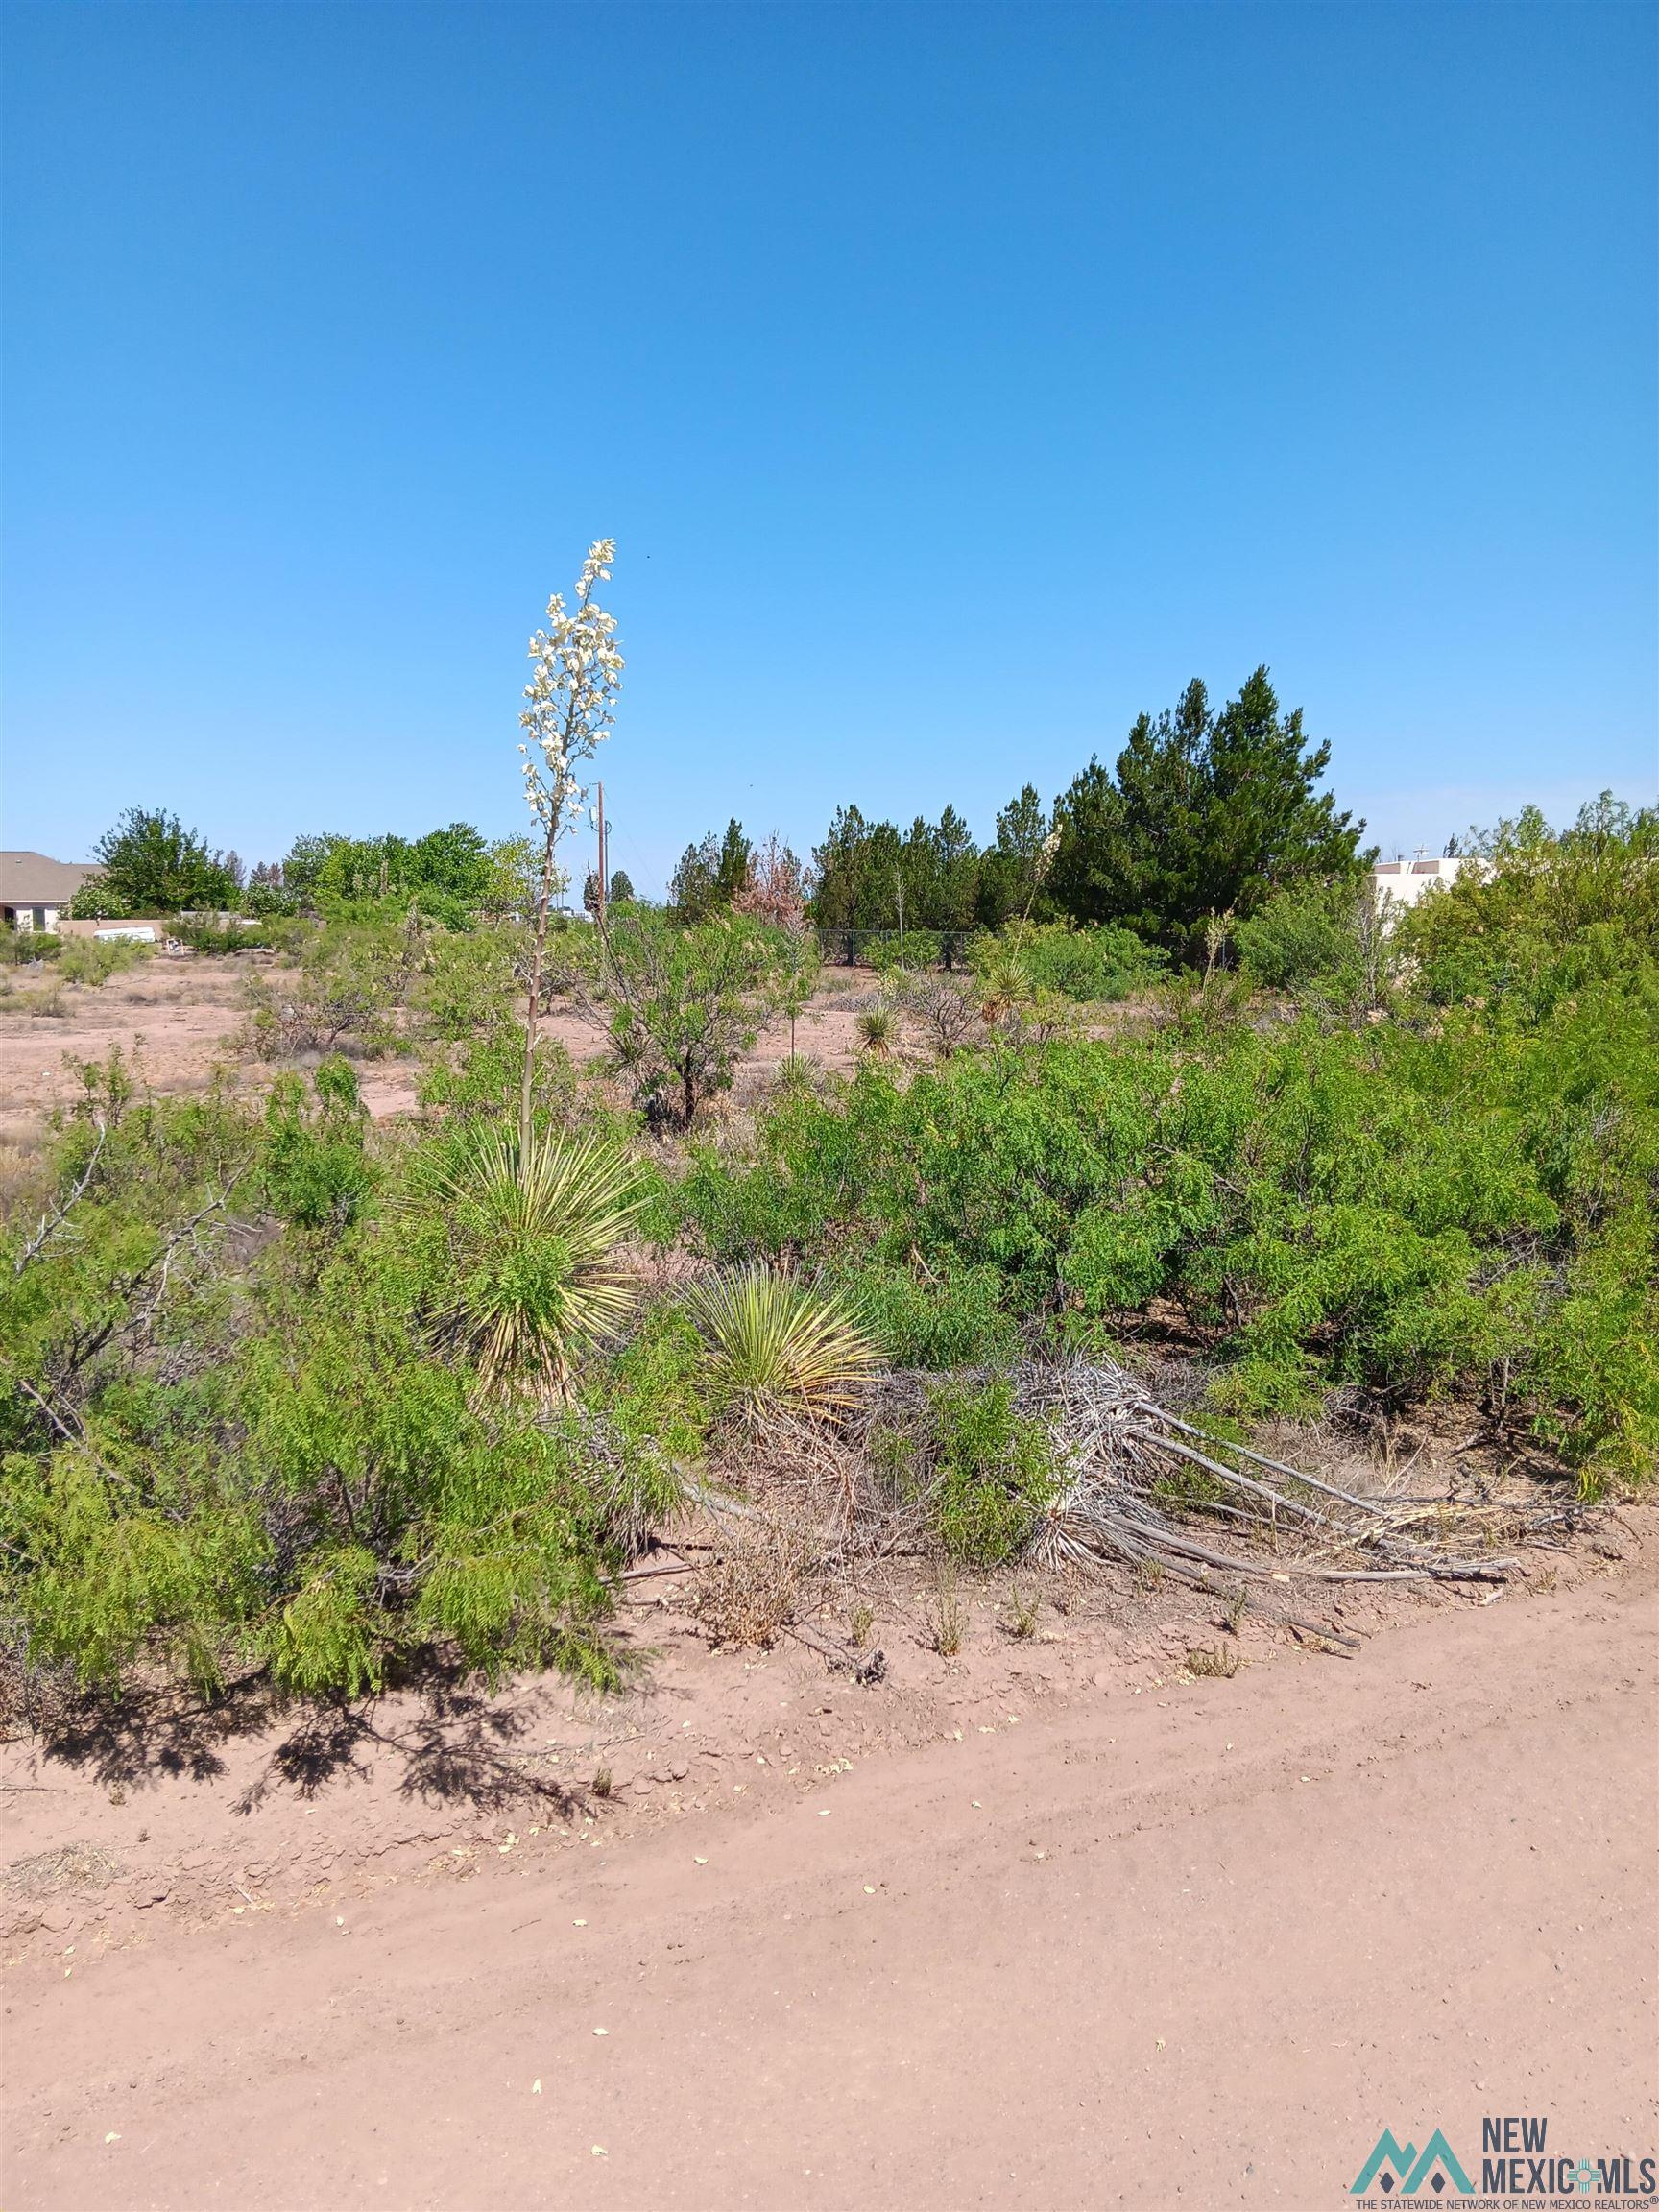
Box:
0, 852, 105, 904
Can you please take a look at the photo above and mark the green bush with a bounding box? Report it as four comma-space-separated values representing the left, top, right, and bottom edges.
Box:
869, 929, 943, 974
825, 1259, 1022, 1369
927, 1377, 1057, 1565
261, 1056, 374, 1232
1399, 795, 1659, 1020
416, 925, 521, 1043
2, 931, 61, 965
0, 1058, 695, 1701
56, 936, 152, 987
1234, 881, 1355, 992
974, 921, 1166, 1002
170, 921, 270, 954
244, 914, 422, 1059
677, 969, 1658, 1487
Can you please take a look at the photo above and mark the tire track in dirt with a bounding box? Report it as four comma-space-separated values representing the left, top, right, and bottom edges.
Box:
6, 1548, 1654, 2211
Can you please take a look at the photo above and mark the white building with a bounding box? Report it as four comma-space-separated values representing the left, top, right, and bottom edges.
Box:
1368, 853, 1483, 911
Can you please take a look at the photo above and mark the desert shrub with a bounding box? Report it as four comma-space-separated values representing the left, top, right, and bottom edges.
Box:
694, 1527, 805, 1647
415, 925, 522, 1043
1399, 795, 1659, 1020
0, 1057, 675, 1700
926, 1377, 1058, 1566
974, 921, 1166, 1003
1234, 881, 1355, 992
54, 937, 150, 987
677, 958, 1658, 1486
578, 1303, 705, 1553
237, 1282, 618, 1691
261, 1055, 374, 1233
826, 1259, 1021, 1369
2, 931, 62, 965
547, 908, 806, 1125
895, 971, 980, 1058
418, 1026, 588, 1132
870, 928, 942, 974
244, 914, 422, 1058
169, 920, 270, 954
0, 982, 66, 1018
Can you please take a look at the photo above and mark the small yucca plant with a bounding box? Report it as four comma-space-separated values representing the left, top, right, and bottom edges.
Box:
977, 955, 1033, 1021
685, 1264, 880, 1427
854, 1005, 897, 1056
415, 1124, 646, 1402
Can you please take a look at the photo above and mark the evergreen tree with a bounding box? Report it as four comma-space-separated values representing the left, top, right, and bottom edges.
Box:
668, 832, 722, 922
808, 805, 871, 929
714, 818, 753, 903
1048, 669, 1365, 959
974, 784, 1052, 926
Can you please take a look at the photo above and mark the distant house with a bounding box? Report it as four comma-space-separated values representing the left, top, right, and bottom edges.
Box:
0, 851, 106, 933
1368, 854, 1483, 912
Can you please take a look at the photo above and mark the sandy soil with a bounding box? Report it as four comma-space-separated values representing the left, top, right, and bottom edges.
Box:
4, 1518, 1654, 2211
0, 959, 878, 1144
0, 960, 252, 1143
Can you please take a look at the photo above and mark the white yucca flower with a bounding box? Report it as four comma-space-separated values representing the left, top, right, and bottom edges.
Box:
518, 536, 623, 835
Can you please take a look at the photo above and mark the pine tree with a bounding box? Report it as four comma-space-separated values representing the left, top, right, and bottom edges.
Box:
1048, 669, 1366, 960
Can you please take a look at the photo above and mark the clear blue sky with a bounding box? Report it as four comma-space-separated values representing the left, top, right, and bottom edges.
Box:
4, 3, 1654, 895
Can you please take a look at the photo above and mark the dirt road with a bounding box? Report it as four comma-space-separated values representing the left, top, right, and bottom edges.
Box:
6, 1554, 1655, 2212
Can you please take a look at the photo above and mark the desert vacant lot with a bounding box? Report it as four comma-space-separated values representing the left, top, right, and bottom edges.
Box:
0, 953, 879, 1142
4, 843, 1656, 2212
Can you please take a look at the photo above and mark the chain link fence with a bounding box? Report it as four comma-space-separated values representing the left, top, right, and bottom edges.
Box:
815, 927, 973, 971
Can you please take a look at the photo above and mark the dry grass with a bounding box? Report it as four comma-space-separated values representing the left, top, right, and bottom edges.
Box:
1001, 1585, 1041, 1640
1, 1840, 121, 1899
694, 1529, 806, 1648
925, 1566, 967, 1656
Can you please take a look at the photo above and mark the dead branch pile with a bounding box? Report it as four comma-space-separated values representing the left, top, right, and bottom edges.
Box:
818, 1361, 1585, 1588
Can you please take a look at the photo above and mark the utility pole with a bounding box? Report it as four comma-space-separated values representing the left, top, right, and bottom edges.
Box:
595, 782, 608, 925
895, 866, 905, 969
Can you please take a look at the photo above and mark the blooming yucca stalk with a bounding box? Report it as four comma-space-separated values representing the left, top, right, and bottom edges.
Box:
417, 1123, 646, 1404
517, 541, 623, 1150
685, 1263, 880, 1428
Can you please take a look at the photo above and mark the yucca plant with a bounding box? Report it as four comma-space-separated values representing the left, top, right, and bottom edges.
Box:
685, 1263, 880, 1427
977, 954, 1034, 1022
854, 1004, 897, 1057
414, 1123, 646, 1402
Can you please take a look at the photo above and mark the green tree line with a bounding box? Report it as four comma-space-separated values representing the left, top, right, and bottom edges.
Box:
807, 666, 1369, 961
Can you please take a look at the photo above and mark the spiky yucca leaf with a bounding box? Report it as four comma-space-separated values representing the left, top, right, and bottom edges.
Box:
415, 1124, 646, 1401
685, 1264, 880, 1426
977, 955, 1033, 1021
854, 1005, 897, 1056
